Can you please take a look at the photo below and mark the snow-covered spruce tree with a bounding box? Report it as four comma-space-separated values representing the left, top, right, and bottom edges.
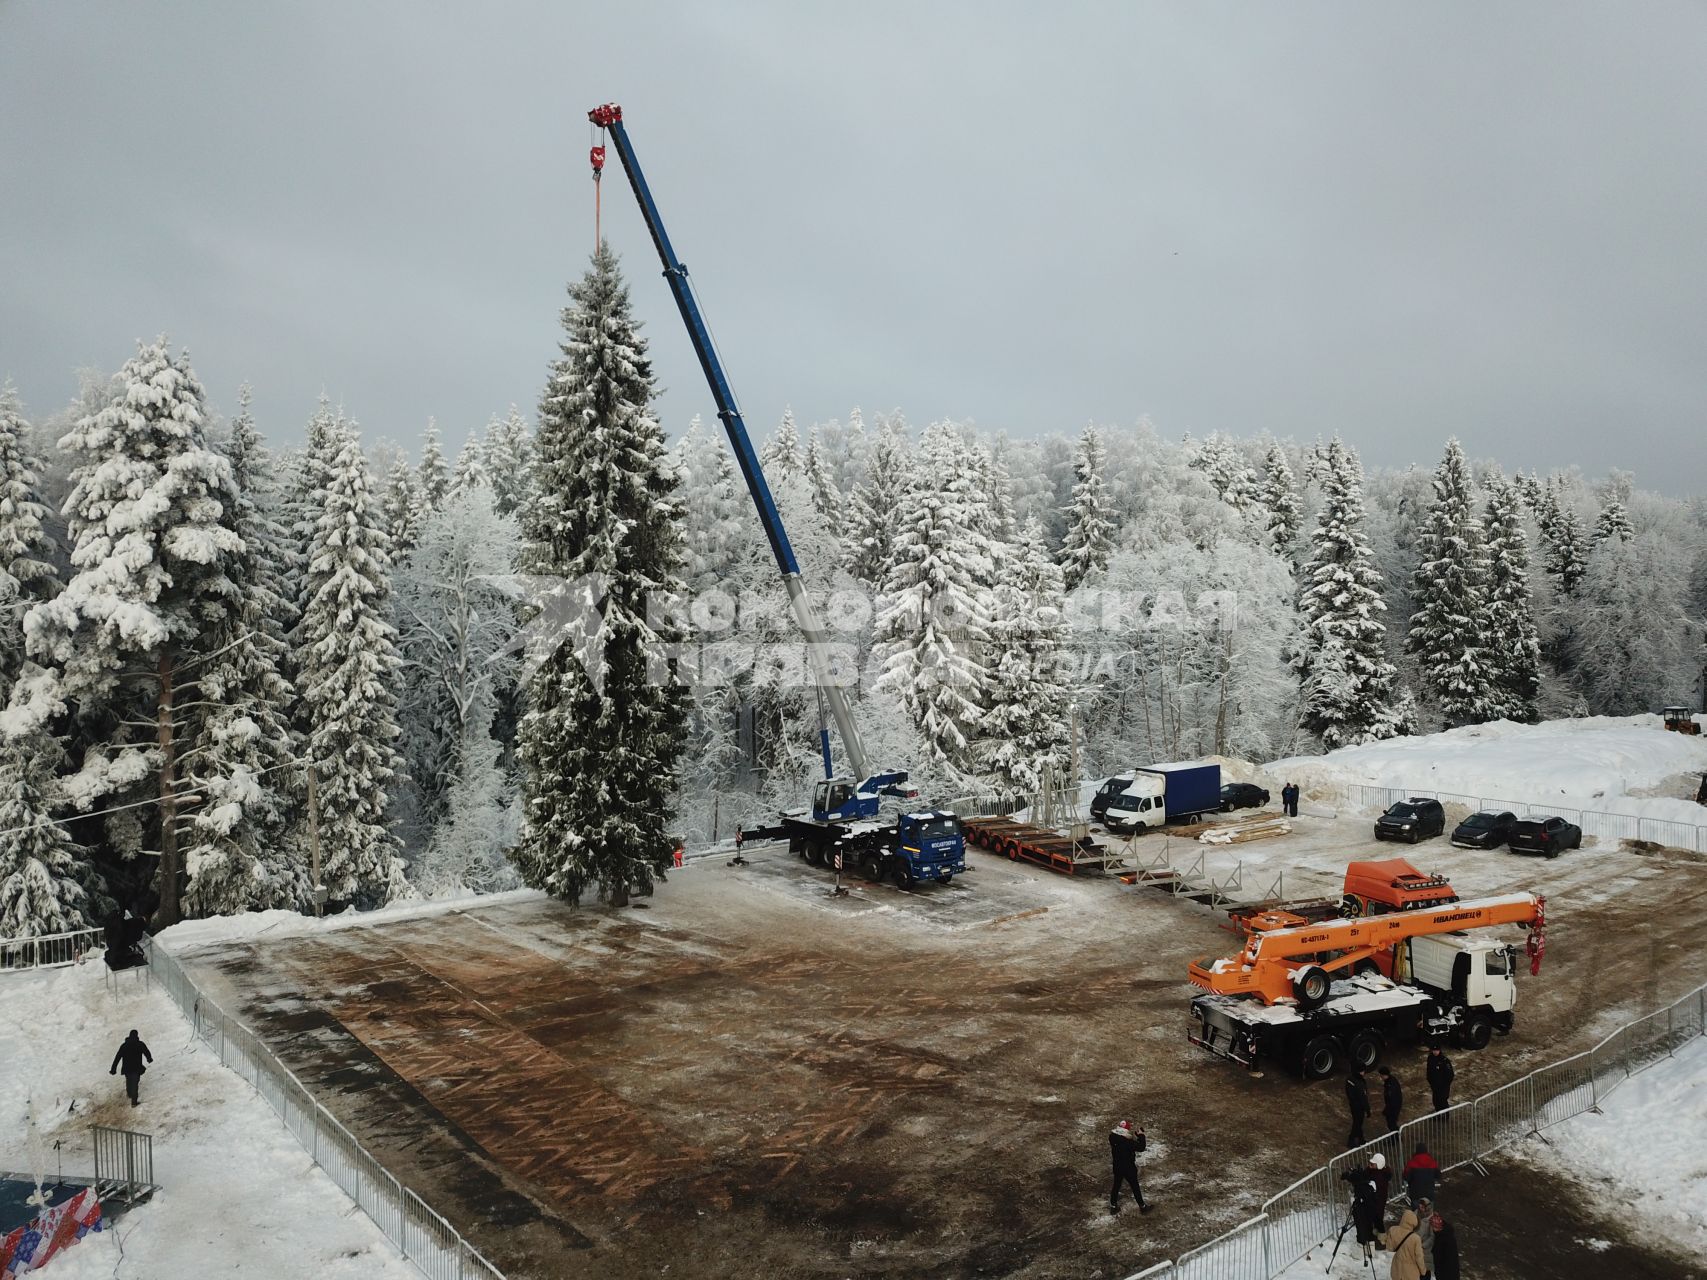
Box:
296, 423, 408, 906
1538, 483, 1589, 597
873, 420, 996, 779
675, 416, 745, 593
181, 390, 308, 916
484, 406, 535, 518
380, 459, 423, 556
1570, 531, 1696, 715
1594, 497, 1632, 545
1407, 439, 1492, 726
0, 738, 85, 937
8, 341, 243, 926
1258, 443, 1301, 558
1480, 476, 1540, 722
759, 406, 804, 481
844, 415, 908, 583
979, 518, 1069, 794
804, 425, 841, 523
1298, 438, 1400, 747
452, 436, 489, 496
1190, 432, 1258, 511
417, 419, 450, 516
512, 245, 689, 907
0, 384, 59, 703
1060, 425, 1114, 590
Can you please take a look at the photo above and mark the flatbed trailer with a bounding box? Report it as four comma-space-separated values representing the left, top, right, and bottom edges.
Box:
960, 817, 1122, 876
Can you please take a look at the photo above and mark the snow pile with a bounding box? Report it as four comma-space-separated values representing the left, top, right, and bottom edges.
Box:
155, 886, 544, 953
1268, 715, 1707, 824
0, 963, 416, 1278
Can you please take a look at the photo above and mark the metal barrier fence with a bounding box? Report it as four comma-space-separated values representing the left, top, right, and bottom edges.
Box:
92, 1125, 155, 1200
1, 927, 104, 972
144, 940, 507, 1280
1123, 981, 1707, 1279
1342, 783, 1707, 853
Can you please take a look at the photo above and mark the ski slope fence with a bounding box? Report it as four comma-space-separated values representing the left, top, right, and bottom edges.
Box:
1341, 783, 1707, 854
1123, 980, 1707, 1280
1, 926, 104, 972
144, 939, 509, 1280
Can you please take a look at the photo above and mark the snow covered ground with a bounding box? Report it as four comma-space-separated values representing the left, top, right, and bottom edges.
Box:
1268, 714, 1707, 828
0, 962, 417, 1279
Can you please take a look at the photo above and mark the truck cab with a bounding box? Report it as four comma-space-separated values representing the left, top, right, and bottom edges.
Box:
1092, 773, 1166, 834
894, 811, 967, 884
1402, 933, 1519, 1043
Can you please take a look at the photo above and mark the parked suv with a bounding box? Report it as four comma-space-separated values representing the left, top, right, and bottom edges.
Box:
1506, 815, 1582, 859
1374, 798, 1446, 844
1220, 782, 1270, 811
1451, 810, 1517, 849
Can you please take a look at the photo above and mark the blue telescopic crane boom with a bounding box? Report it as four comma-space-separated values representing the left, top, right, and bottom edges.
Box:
587, 102, 874, 790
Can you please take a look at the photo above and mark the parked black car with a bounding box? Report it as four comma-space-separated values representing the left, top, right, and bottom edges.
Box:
1220, 782, 1270, 811
1373, 797, 1446, 844
1506, 816, 1582, 859
1451, 810, 1518, 849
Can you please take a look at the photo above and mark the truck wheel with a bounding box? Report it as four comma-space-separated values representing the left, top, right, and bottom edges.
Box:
893, 863, 914, 891
1465, 1017, 1494, 1051
1293, 966, 1332, 1010
1300, 1035, 1339, 1080
1005, 840, 1020, 862
1347, 1031, 1382, 1070
859, 855, 881, 882
938, 873, 953, 885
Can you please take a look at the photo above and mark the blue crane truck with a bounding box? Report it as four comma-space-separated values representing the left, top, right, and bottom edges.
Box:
589, 103, 966, 888
1090, 762, 1222, 834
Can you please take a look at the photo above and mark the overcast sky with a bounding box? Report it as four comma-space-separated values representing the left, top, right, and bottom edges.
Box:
3, 1, 1705, 491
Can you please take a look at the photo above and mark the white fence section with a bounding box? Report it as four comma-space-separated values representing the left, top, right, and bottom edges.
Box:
145, 940, 507, 1280
1342, 783, 1707, 853
1, 927, 104, 972
1123, 981, 1707, 1280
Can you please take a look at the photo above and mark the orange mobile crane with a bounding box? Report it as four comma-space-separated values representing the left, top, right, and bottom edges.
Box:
1188, 892, 1546, 1078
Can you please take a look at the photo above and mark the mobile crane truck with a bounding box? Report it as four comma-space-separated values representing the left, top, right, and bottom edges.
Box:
587, 104, 966, 890
1187, 892, 1546, 1078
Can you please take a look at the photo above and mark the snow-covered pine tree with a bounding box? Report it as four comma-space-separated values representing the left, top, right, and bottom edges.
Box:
380, 459, 423, 556
873, 420, 995, 778
1480, 476, 1540, 722
1542, 498, 1589, 597
0, 738, 85, 938
417, 419, 450, 515
844, 416, 908, 583
1191, 432, 1259, 511
1298, 438, 1400, 747
804, 425, 841, 523
182, 390, 308, 915
1594, 497, 1632, 545
1571, 531, 1697, 714
7, 341, 243, 927
1258, 443, 1301, 558
675, 416, 745, 593
0, 384, 58, 703
452, 436, 489, 496
484, 406, 535, 518
1515, 470, 1544, 511
1060, 425, 1114, 590
1407, 439, 1492, 726
979, 518, 1069, 794
512, 245, 689, 907
297, 422, 408, 906
759, 406, 804, 481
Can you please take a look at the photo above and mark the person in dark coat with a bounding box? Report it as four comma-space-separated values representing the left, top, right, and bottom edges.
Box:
1281, 782, 1300, 818
1403, 1142, 1440, 1204
1345, 1067, 1370, 1147
109, 1030, 152, 1106
1379, 1064, 1403, 1132
1426, 1046, 1455, 1112
1430, 1209, 1460, 1280
1338, 1155, 1385, 1260
1107, 1119, 1150, 1213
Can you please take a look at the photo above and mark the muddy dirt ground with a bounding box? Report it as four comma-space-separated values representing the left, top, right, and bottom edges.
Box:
175, 811, 1707, 1279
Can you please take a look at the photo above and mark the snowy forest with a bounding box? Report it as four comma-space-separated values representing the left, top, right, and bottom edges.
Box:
3, 247, 1706, 939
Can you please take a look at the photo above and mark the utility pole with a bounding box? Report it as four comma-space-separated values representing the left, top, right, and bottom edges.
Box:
153, 650, 181, 930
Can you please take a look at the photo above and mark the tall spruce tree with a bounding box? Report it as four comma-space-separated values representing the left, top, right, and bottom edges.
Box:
980, 518, 1070, 793
1594, 498, 1632, 545
296, 422, 408, 906
844, 417, 908, 583
760, 406, 804, 480
1060, 425, 1114, 590
0, 739, 86, 937
1543, 499, 1590, 597
417, 420, 450, 515
484, 406, 535, 518
1298, 439, 1400, 747
1259, 443, 1301, 558
512, 246, 689, 906
804, 425, 841, 522
0, 384, 58, 703
1480, 477, 1541, 721
380, 459, 423, 556
1408, 439, 1492, 726
452, 436, 489, 495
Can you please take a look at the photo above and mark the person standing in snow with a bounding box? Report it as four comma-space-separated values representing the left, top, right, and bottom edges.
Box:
1413, 1197, 1437, 1276
1379, 1064, 1403, 1132
1107, 1119, 1150, 1214
1338, 1155, 1384, 1261
109, 1030, 153, 1106
1430, 1209, 1460, 1280
1380, 1206, 1427, 1280
1426, 1046, 1455, 1112
1345, 1066, 1370, 1147
1281, 781, 1300, 818
1403, 1142, 1440, 1205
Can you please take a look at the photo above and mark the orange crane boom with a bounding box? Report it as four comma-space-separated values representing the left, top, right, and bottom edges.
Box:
1189, 891, 1545, 1007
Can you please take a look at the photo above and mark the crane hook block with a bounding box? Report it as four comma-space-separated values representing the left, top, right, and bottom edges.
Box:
588, 103, 623, 128
590, 145, 606, 177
